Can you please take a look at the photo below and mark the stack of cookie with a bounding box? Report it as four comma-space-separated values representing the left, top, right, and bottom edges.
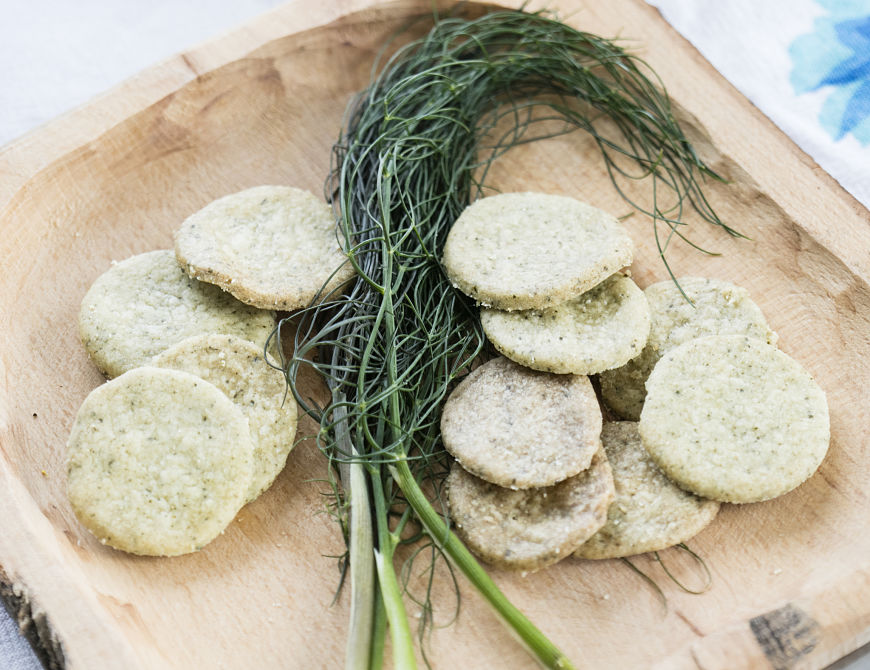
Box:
441, 192, 830, 570
599, 277, 778, 421
68, 186, 351, 556
441, 192, 659, 570
442, 357, 613, 571
443, 192, 650, 377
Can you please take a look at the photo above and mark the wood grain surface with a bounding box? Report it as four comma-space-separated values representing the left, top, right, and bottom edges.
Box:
1, 0, 869, 668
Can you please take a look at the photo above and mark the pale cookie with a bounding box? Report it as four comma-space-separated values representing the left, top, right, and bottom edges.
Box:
639, 335, 829, 504
481, 275, 650, 374
175, 185, 355, 310
447, 448, 614, 571
79, 249, 276, 378
66, 367, 254, 556
442, 192, 633, 311
599, 276, 776, 420
575, 422, 719, 559
440, 357, 602, 489
153, 334, 297, 501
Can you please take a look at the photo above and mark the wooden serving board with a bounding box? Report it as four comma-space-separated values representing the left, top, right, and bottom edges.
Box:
2, 0, 869, 668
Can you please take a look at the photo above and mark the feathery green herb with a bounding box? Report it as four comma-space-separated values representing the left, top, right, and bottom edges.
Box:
283, 8, 731, 669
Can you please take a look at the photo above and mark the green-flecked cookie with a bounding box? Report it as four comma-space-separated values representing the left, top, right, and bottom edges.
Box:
175, 185, 355, 310
481, 274, 650, 374
67, 367, 253, 556
575, 422, 719, 559
639, 335, 829, 503
154, 334, 297, 501
79, 249, 276, 378
447, 448, 614, 571
442, 192, 633, 311
440, 357, 602, 489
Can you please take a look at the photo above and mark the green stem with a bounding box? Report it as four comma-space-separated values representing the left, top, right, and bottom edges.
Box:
390, 460, 576, 670
336, 399, 375, 670
377, 179, 418, 670
371, 468, 417, 670
369, 588, 386, 670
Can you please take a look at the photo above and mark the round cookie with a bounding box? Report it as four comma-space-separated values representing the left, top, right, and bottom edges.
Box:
447, 448, 614, 571
599, 276, 776, 420
175, 185, 355, 310
440, 357, 602, 489
153, 334, 298, 501
481, 274, 650, 374
66, 367, 254, 556
79, 249, 276, 378
442, 192, 633, 311
574, 422, 719, 559
639, 335, 829, 503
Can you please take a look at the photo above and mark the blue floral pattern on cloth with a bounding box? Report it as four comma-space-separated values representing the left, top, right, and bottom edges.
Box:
790, 0, 870, 144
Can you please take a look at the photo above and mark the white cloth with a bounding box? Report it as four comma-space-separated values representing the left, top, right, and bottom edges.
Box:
0, 0, 286, 146
0, 612, 38, 670
648, 0, 870, 208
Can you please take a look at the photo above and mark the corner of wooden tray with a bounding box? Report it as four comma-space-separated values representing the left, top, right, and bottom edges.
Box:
0, 460, 144, 670
0, 569, 65, 670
